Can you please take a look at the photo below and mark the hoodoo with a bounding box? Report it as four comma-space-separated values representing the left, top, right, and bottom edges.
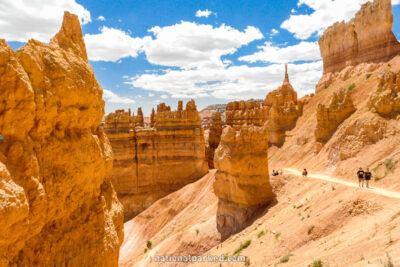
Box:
225, 65, 302, 147
319, 0, 400, 74
206, 112, 223, 169
104, 100, 208, 221
213, 125, 274, 240
264, 64, 303, 146
0, 12, 123, 266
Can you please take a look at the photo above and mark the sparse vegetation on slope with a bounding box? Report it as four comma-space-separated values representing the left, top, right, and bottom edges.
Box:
233, 240, 251, 255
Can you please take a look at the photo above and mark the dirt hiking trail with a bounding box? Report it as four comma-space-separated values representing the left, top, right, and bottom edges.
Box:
284, 168, 400, 199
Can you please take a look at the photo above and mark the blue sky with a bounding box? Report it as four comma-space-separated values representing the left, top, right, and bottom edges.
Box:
2, 0, 400, 115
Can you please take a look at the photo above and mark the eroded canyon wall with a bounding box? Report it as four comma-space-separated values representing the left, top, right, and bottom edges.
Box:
319, 0, 400, 74
213, 125, 274, 240
105, 100, 208, 221
0, 12, 123, 266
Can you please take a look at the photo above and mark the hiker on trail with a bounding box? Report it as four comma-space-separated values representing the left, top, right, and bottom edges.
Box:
364, 168, 372, 188
272, 170, 276, 176
279, 169, 283, 175
302, 168, 308, 177
357, 167, 365, 188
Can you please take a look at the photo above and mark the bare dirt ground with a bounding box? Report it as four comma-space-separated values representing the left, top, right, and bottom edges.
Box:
121, 170, 400, 266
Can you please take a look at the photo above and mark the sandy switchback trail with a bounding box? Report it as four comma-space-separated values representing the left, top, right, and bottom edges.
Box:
284, 168, 400, 199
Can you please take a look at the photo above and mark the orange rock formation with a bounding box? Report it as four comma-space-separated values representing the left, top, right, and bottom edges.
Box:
213, 125, 274, 239
206, 112, 223, 169
225, 65, 302, 147
319, 0, 400, 74
104, 100, 208, 221
315, 90, 356, 143
0, 12, 123, 266
368, 71, 400, 115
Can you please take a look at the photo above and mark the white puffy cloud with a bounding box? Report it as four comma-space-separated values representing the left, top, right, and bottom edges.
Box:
195, 9, 214, 18
239, 41, 320, 63
84, 27, 151, 62
148, 93, 155, 97
103, 89, 136, 104
281, 0, 400, 40
160, 94, 169, 99
144, 22, 263, 69
126, 61, 322, 100
97, 15, 106, 21
0, 0, 90, 42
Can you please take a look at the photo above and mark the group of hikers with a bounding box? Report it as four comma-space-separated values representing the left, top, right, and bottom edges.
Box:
271, 169, 283, 176
357, 167, 372, 188
272, 168, 372, 189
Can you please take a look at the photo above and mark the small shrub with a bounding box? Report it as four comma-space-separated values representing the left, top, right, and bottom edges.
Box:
195, 228, 199, 235
233, 240, 251, 255
324, 84, 330, 89
278, 254, 293, 264
331, 185, 336, 191
275, 233, 281, 240
312, 259, 323, 267
366, 73, 372, 79
347, 83, 356, 91
308, 225, 315, 235
385, 159, 394, 170
146, 240, 152, 249
293, 205, 297, 209
388, 236, 393, 245
144, 248, 148, 253
374, 175, 381, 181
257, 231, 265, 238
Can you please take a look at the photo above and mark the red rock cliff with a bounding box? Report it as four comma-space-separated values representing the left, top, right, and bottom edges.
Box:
0, 12, 123, 266
319, 0, 400, 74
104, 100, 209, 221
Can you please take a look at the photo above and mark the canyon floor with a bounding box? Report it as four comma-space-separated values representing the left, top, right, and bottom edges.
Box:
120, 169, 400, 266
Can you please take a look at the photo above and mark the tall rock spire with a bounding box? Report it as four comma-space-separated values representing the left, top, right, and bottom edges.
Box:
284, 64, 289, 83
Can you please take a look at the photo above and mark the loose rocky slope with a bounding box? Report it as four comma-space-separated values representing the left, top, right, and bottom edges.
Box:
0, 12, 123, 266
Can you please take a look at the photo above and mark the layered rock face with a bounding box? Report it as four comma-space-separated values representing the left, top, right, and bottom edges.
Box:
104, 100, 208, 221
0, 11, 123, 266
206, 112, 223, 168
225, 100, 268, 128
315, 90, 356, 143
214, 125, 274, 239
319, 0, 400, 74
368, 71, 400, 115
225, 65, 302, 147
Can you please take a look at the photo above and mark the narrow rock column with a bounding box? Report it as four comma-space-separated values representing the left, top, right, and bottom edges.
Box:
213, 125, 274, 239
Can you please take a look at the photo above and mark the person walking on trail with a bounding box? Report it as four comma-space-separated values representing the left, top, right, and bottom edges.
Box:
364, 168, 372, 188
357, 167, 365, 188
302, 168, 308, 177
